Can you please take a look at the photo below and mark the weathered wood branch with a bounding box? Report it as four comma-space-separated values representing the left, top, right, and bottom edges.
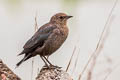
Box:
36, 66, 73, 80
0, 59, 73, 80
0, 59, 21, 80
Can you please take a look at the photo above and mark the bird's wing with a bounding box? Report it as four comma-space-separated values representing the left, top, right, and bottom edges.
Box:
23, 24, 57, 49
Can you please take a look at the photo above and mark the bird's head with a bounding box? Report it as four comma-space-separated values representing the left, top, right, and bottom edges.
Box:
50, 13, 73, 26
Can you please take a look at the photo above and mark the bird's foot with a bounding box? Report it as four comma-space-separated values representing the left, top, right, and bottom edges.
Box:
43, 64, 62, 69
49, 65, 62, 69
43, 65, 49, 69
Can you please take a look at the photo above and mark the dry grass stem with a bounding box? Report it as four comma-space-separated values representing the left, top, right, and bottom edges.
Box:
72, 48, 80, 75
66, 46, 77, 72
78, 0, 118, 80
31, 12, 39, 80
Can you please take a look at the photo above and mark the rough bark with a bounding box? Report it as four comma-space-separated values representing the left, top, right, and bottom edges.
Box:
0, 59, 73, 80
36, 66, 73, 80
0, 59, 21, 80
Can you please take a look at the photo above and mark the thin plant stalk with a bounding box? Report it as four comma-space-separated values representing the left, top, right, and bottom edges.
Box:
66, 46, 77, 72
78, 0, 118, 80
31, 12, 38, 80
72, 48, 80, 75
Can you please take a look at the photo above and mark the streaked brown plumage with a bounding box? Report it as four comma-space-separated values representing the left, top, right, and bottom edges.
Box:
16, 13, 73, 67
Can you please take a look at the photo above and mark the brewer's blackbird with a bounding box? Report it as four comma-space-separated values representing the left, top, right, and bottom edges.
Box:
16, 13, 73, 68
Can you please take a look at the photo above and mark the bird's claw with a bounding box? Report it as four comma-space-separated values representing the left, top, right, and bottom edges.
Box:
43, 65, 49, 69
49, 65, 62, 69
43, 65, 62, 69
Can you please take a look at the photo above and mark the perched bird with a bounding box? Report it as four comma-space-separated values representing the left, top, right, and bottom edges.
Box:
16, 13, 73, 68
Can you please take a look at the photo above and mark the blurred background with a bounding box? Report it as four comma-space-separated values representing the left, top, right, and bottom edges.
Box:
0, 0, 120, 80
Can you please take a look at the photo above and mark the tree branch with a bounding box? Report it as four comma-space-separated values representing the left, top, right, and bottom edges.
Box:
0, 59, 21, 80
36, 67, 73, 80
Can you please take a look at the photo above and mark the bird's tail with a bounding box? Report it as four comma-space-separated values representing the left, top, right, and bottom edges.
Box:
16, 58, 24, 68
16, 53, 32, 68
17, 50, 25, 56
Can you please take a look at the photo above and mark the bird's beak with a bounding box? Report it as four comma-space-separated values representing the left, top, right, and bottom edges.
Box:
66, 16, 73, 19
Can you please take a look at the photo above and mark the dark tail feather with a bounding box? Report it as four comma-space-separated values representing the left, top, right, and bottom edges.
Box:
16, 58, 24, 68
17, 50, 25, 56
16, 53, 32, 68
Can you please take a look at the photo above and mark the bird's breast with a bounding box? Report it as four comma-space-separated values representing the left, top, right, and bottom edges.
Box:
42, 27, 69, 56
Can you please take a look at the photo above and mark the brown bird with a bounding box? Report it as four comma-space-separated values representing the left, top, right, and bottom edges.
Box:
16, 13, 73, 68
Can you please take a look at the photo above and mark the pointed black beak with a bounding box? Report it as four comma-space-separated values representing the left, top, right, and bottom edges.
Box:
66, 16, 73, 19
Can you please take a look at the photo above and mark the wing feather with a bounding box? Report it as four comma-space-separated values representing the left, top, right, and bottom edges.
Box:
21, 24, 57, 54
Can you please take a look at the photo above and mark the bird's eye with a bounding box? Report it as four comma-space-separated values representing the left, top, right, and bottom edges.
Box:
59, 16, 64, 19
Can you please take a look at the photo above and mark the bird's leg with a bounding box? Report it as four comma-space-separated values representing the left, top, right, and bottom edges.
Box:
40, 56, 49, 68
43, 56, 53, 65
43, 56, 62, 69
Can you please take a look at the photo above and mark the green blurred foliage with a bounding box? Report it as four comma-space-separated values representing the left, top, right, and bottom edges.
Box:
62, 0, 80, 6
5, 0, 21, 5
